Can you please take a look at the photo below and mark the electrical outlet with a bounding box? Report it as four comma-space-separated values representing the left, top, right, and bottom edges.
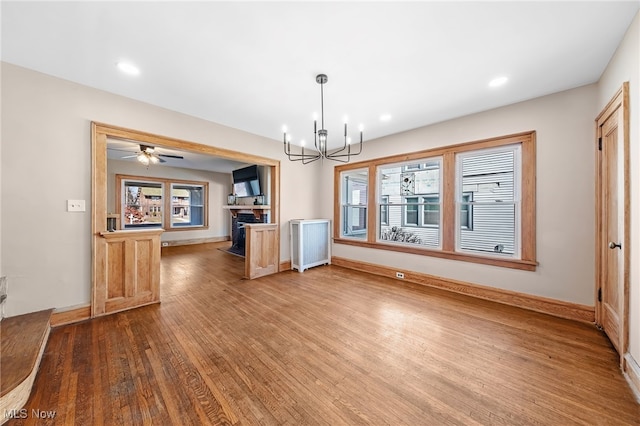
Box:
67, 199, 86, 212
396, 272, 405, 279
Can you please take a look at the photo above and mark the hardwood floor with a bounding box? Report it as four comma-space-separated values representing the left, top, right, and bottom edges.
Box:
7, 242, 639, 425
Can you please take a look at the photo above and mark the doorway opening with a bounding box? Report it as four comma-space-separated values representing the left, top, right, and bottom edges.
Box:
92, 122, 280, 317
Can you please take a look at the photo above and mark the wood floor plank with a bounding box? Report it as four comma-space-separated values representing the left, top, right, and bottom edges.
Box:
6, 241, 639, 425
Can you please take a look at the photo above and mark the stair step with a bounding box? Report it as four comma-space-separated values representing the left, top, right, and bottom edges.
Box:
0, 309, 53, 422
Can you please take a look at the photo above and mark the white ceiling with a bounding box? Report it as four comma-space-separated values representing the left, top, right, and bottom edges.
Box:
2, 1, 639, 156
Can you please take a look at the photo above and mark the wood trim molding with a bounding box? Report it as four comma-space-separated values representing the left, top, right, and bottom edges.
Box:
441, 152, 456, 252
333, 168, 341, 240
334, 131, 536, 171
366, 165, 377, 242
279, 260, 291, 272
333, 131, 537, 270
623, 354, 640, 403
332, 256, 594, 323
161, 236, 230, 248
93, 122, 279, 166
51, 304, 91, 327
333, 238, 537, 271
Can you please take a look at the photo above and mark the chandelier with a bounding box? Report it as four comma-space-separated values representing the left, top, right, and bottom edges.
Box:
284, 74, 363, 164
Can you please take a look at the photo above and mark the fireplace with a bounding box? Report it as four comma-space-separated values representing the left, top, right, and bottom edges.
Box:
229, 212, 268, 256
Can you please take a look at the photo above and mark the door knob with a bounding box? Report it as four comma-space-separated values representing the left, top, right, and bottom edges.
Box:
609, 242, 622, 249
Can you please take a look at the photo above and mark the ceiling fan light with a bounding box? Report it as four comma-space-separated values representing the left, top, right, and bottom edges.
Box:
137, 153, 149, 165
150, 155, 160, 164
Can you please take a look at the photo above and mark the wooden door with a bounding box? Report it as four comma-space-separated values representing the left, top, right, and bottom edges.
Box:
596, 83, 629, 358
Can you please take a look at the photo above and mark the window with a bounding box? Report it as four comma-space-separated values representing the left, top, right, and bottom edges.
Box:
457, 146, 518, 255
171, 183, 205, 228
334, 131, 536, 271
404, 197, 419, 226
122, 180, 164, 229
423, 195, 440, 226
117, 175, 208, 231
378, 159, 442, 248
340, 169, 368, 239
380, 195, 389, 226
459, 194, 473, 230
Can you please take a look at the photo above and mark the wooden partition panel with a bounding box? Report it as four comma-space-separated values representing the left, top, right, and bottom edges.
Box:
99, 229, 163, 315
245, 224, 278, 279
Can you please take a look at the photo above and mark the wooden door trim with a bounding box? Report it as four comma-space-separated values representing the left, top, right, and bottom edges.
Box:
91, 122, 281, 317
595, 82, 629, 364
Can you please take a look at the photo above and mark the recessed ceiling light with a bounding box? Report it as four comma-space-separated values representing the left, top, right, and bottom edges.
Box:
489, 76, 508, 88
379, 114, 392, 122
116, 61, 140, 76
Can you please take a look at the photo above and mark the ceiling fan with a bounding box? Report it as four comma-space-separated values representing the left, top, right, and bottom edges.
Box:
121, 144, 184, 165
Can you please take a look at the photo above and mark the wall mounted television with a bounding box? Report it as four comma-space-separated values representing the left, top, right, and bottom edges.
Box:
232, 165, 261, 197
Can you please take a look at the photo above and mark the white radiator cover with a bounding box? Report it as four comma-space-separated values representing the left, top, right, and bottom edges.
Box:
290, 219, 331, 272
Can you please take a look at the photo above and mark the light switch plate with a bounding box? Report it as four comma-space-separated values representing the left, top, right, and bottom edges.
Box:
67, 199, 86, 212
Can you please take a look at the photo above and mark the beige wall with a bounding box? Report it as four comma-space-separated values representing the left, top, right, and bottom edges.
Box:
321, 84, 598, 306
0, 62, 318, 316
598, 12, 640, 367
107, 159, 232, 242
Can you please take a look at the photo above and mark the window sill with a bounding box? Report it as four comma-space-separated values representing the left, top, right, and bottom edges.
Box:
333, 238, 537, 271
165, 225, 209, 232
